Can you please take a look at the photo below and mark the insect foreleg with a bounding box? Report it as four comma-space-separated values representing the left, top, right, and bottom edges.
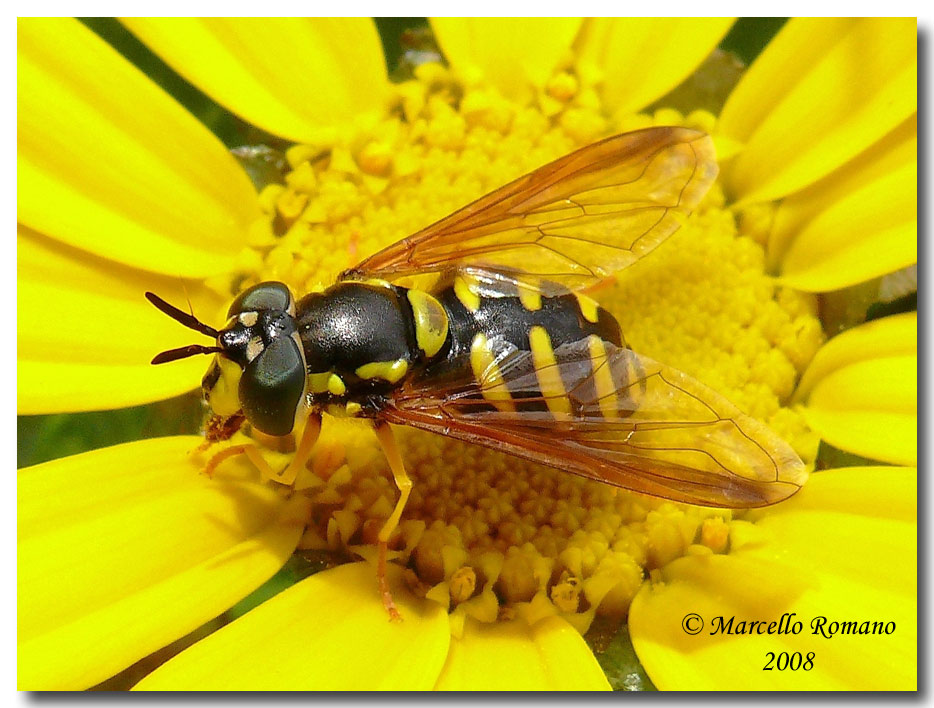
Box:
203, 444, 279, 480
202, 413, 321, 485
275, 412, 322, 486
373, 421, 413, 621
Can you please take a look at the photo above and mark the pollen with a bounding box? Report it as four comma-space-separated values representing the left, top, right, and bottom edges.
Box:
224, 57, 825, 634
550, 572, 582, 613
699, 516, 730, 554
449, 566, 477, 604
546, 71, 579, 101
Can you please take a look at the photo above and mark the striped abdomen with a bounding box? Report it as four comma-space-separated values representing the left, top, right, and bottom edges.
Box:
419, 278, 625, 417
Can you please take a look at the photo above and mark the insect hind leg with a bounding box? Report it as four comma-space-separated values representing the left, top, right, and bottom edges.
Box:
372, 421, 413, 621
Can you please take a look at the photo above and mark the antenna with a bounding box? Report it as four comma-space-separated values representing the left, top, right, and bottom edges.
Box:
145, 292, 219, 338
151, 344, 223, 365
146, 291, 223, 366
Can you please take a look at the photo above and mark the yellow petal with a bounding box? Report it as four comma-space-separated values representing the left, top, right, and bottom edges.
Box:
768, 116, 916, 271
133, 563, 450, 690
435, 617, 610, 690
771, 117, 917, 291
719, 19, 856, 142
430, 18, 581, 102
17, 224, 225, 413
801, 356, 916, 466
122, 18, 388, 143
18, 437, 307, 690
630, 467, 916, 690
795, 312, 916, 400
794, 313, 916, 465
777, 173, 916, 293
574, 18, 734, 115
17, 18, 258, 277
721, 18, 917, 203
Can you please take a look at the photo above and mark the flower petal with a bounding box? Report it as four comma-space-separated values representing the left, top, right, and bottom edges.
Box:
771, 116, 917, 291
435, 617, 610, 690
794, 313, 916, 465
795, 312, 916, 399
800, 357, 916, 466
430, 18, 581, 102
133, 563, 450, 690
574, 18, 734, 115
630, 467, 916, 690
122, 18, 389, 144
17, 18, 258, 277
17, 224, 225, 413
18, 437, 307, 690
720, 18, 917, 203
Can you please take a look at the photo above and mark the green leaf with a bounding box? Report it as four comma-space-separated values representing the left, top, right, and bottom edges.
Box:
587, 619, 656, 691
17, 393, 203, 468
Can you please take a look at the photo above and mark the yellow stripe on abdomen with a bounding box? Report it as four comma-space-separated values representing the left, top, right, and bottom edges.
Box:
588, 335, 618, 419
574, 293, 600, 324
528, 326, 572, 418
454, 273, 481, 312
516, 275, 542, 312
470, 333, 516, 413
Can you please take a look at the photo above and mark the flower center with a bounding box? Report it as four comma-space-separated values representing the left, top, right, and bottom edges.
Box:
216, 61, 823, 633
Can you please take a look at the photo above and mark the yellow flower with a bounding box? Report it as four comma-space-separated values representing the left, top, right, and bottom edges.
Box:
793, 312, 917, 467
631, 466, 916, 690
18, 18, 917, 690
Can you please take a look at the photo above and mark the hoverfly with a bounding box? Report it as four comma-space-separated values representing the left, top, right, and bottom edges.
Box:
148, 126, 807, 617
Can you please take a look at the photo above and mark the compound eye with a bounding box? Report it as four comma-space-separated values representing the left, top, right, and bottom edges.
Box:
227, 281, 295, 318
239, 336, 305, 436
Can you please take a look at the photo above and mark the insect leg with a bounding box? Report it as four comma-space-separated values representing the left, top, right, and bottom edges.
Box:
275, 412, 322, 486
372, 421, 413, 621
374, 422, 414, 543
376, 538, 401, 622
203, 444, 278, 479
202, 414, 321, 484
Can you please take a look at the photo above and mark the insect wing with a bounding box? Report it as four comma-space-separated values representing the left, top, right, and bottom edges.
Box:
346, 126, 717, 295
382, 340, 806, 508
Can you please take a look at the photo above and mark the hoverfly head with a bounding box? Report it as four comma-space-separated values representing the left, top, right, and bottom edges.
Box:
211, 282, 310, 437
147, 282, 307, 437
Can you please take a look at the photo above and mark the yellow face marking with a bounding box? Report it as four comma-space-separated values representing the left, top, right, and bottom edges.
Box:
245, 335, 265, 363
205, 356, 242, 417
516, 277, 542, 312
407, 289, 449, 358
528, 326, 572, 418
575, 294, 600, 324
355, 358, 409, 384
587, 335, 618, 420
469, 333, 516, 413
238, 311, 259, 327
345, 401, 362, 417
454, 273, 481, 312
